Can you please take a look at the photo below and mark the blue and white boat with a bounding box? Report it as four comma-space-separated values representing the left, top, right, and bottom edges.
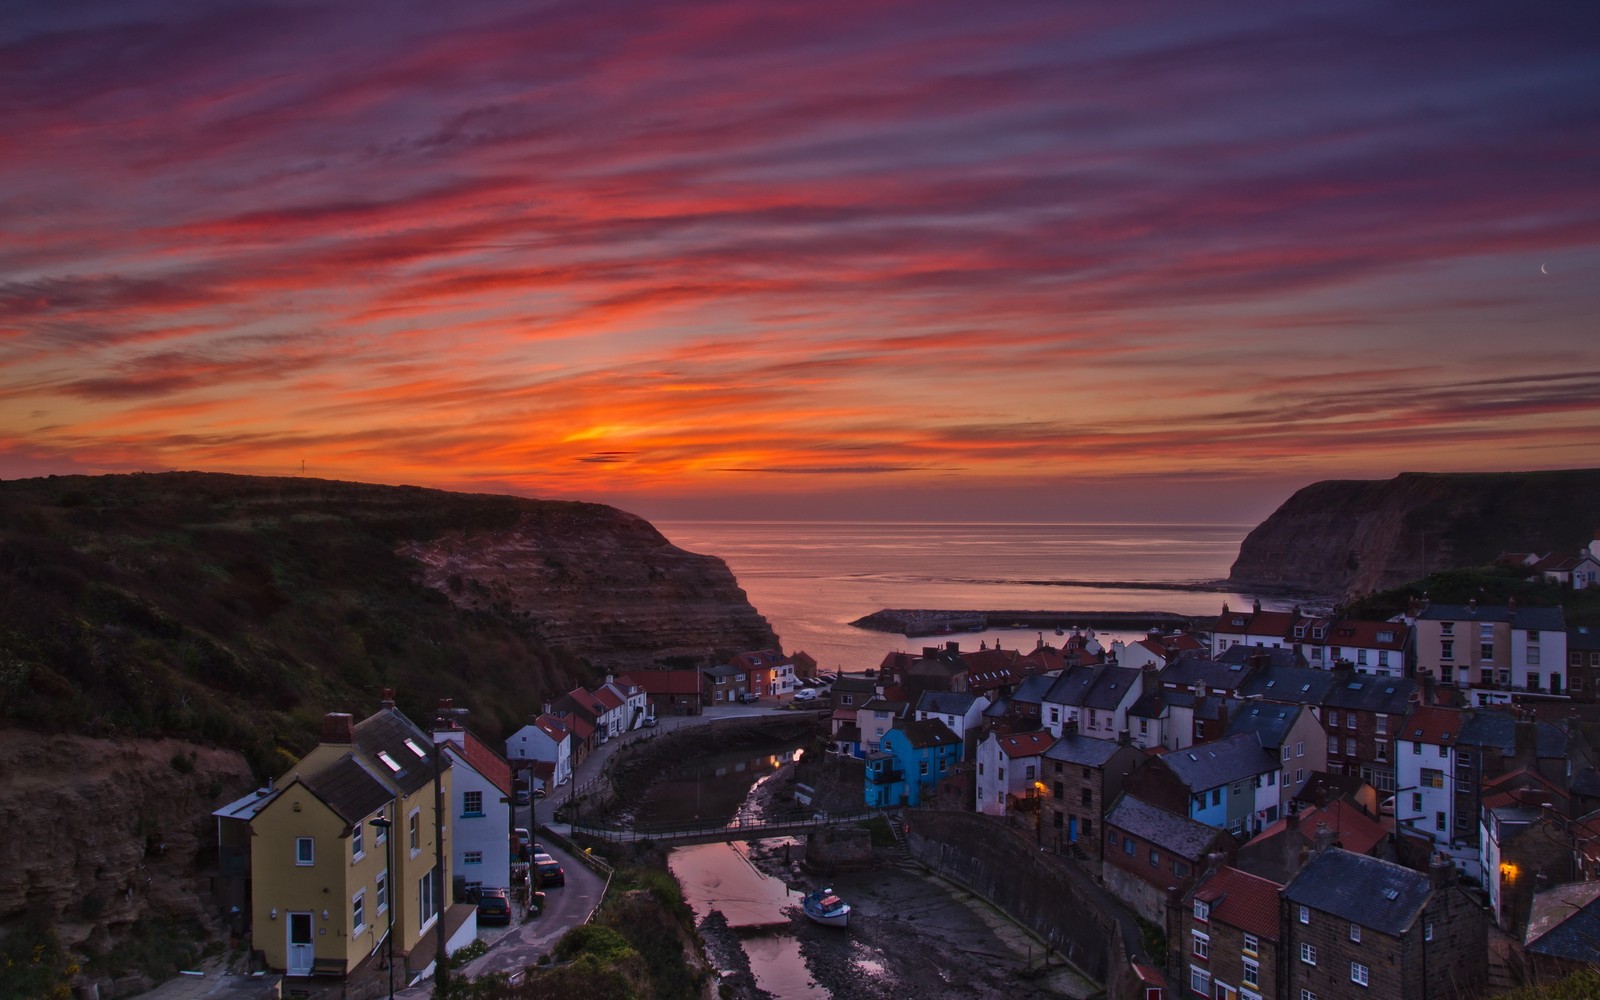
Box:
801, 888, 851, 928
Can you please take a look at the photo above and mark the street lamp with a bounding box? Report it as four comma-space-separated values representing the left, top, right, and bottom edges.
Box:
369, 816, 395, 1000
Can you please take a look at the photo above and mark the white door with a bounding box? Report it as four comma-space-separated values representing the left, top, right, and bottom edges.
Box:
287, 912, 314, 975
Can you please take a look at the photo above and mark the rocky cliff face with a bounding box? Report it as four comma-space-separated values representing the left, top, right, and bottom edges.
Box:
401, 506, 778, 671
1226, 470, 1600, 598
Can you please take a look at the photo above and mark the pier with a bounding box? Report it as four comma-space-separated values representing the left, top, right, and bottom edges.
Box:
852, 608, 1214, 637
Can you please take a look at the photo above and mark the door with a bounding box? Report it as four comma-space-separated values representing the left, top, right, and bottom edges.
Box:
1068, 817, 1078, 843
287, 912, 314, 976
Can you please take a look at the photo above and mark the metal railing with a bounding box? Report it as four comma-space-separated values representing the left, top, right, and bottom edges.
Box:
571, 809, 878, 845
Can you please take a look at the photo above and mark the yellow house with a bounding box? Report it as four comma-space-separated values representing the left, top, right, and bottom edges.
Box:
250, 705, 453, 981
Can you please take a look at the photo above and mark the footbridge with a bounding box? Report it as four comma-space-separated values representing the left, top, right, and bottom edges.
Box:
571, 809, 880, 846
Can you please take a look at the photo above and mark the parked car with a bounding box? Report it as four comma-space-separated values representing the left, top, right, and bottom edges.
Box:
476, 886, 512, 925
738, 692, 760, 703
533, 852, 565, 887
642, 715, 659, 728
513, 788, 531, 806
792, 688, 819, 702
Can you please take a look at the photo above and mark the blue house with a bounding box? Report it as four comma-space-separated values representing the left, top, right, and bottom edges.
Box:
865, 719, 963, 808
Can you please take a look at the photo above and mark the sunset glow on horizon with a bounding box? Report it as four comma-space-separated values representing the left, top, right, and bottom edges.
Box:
3, 1, 1597, 522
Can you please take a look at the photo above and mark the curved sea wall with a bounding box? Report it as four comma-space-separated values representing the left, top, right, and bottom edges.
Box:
1226, 470, 1600, 598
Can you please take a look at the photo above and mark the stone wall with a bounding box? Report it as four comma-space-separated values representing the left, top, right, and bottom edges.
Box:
904, 809, 1150, 986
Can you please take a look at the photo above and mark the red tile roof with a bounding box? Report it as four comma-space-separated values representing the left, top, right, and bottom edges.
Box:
1249, 800, 1388, 858
452, 731, 512, 796
1402, 705, 1463, 746
631, 670, 703, 696
996, 731, 1056, 758
1193, 866, 1282, 941
593, 686, 624, 710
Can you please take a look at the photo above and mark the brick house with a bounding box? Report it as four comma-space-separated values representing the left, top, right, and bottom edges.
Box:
1281, 849, 1486, 1000
1567, 624, 1600, 703
975, 729, 1056, 817
1175, 865, 1282, 1000
1038, 726, 1146, 860
1102, 793, 1234, 924
1319, 672, 1415, 795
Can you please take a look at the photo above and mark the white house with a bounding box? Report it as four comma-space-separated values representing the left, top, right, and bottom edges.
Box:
433, 724, 513, 889
975, 730, 1056, 816
1394, 705, 1463, 853
504, 713, 573, 788
913, 690, 990, 755
1041, 665, 1143, 741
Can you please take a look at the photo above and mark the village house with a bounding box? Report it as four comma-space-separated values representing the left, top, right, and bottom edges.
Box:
1102, 793, 1234, 924
1211, 602, 1302, 658
703, 662, 748, 703
1523, 881, 1600, 982
1393, 704, 1465, 865
599, 674, 650, 729
246, 705, 472, 983
1412, 599, 1568, 699
913, 689, 990, 758
1295, 616, 1411, 676
1319, 672, 1415, 795
1174, 864, 1282, 1000
1038, 725, 1146, 860
1225, 700, 1327, 815
1126, 731, 1284, 836
432, 709, 513, 892
975, 729, 1056, 817
863, 718, 963, 809
1040, 664, 1143, 741
631, 668, 704, 716
990, 672, 1054, 733
1112, 629, 1207, 671
1281, 849, 1487, 1000
856, 695, 908, 752
1234, 801, 1389, 886
1477, 768, 1572, 935
1567, 625, 1600, 702
504, 711, 574, 788
553, 685, 609, 751
728, 649, 797, 699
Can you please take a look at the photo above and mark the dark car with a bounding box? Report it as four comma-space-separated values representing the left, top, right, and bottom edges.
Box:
512, 788, 530, 806
476, 886, 512, 925
533, 853, 565, 887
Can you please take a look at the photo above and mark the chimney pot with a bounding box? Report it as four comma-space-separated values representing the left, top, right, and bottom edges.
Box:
380, 687, 396, 709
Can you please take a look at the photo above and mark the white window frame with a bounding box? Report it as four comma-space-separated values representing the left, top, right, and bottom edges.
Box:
376, 870, 388, 914
1301, 942, 1317, 966
1192, 930, 1210, 959
351, 822, 364, 861
1298, 904, 1309, 924
1351, 962, 1369, 986
1350, 922, 1361, 942
295, 836, 314, 866
352, 889, 366, 935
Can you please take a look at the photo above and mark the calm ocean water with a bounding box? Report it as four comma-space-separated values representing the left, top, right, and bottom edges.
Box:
655, 521, 1276, 673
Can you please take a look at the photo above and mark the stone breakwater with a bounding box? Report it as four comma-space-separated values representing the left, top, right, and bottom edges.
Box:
852, 608, 1212, 638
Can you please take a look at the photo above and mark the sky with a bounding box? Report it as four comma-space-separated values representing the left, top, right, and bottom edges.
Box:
2, 0, 1597, 524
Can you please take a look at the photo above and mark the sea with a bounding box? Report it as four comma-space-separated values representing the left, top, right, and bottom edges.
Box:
653, 520, 1284, 673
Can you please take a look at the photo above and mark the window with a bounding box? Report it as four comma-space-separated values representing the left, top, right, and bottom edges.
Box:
1243, 957, 1259, 987
1025, 764, 1036, 780
1296, 768, 1305, 783
1345, 737, 1356, 756
409, 811, 420, 853
1149, 848, 1161, 867
1441, 640, 1454, 661
463, 790, 483, 816
1376, 715, 1387, 735
1412, 792, 1422, 812
418, 869, 438, 926
376, 870, 388, 913
1192, 931, 1209, 959
352, 822, 364, 861
1425, 922, 1434, 941
1300, 943, 1317, 965
1080, 788, 1092, 806
1349, 922, 1361, 942
1358, 649, 1368, 665
353, 890, 366, 934
295, 837, 314, 866
464, 850, 483, 865
1328, 736, 1340, 755
1376, 739, 1389, 762
1422, 768, 1444, 788
1053, 781, 1064, 800
920, 761, 929, 775
1191, 966, 1212, 996
1351, 962, 1369, 987
1298, 905, 1309, 925
1282, 745, 1291, 761
1297, 741, 1305, 756
1328, 710, 1340, 728
372, 811, 387, 841
1242, 933, 1259, 955
1379, 650, 1390, 668
1436, 811, 1446, 831
1124, 836, 1135, 856
1441, 622, 1454, 636
1194, 900, 1210, 921
1301, 991, 1318, 1000
1212, 789, 1222, 807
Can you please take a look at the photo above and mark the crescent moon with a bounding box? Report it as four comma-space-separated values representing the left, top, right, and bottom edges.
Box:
1540, 262, 1550, 275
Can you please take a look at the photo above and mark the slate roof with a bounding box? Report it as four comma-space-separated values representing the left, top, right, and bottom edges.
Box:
1238, 666, 1339, 705
1084, 666, 1140, 710
299, 753, 395, 824
1226, 701, 1303, 749
1322, 674, 1415, 715
896, 718, 962, 749
831, 674, 879, 695
1128, 691, 1167, 720
916, 690, 981, 716
1417, 602, 1566, 632
1161, 731, 1276, 791
1524, 881, 1600, 961
1457, 711, 1568, 758
1217, 645, 1306, 669
1570, 625, 1600, 653
1159, 657, 1256, 692
353, 707, 443, 797
1044, 665, 1103, 707
1011, 674, 1056, 706
1105, 794, 1225, 860
1282, 849, 1432, 937
1161, 690, 1237, 721
1193, 866, 1282, 940
1044, 733, 1127, 767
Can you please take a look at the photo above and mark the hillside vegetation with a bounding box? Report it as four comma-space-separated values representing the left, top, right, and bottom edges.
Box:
0, 472, 724, 777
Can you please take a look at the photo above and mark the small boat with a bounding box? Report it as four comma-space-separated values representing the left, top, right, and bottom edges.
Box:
801, 888, 851, 928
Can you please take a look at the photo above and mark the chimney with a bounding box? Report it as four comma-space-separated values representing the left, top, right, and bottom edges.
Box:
1117, 729, 1132, 747
1313, 821, 1336, 855
947, 641, 960, 655
923, 647, 940, 659
321, 712, 355, 745
1063, 719, 1079, 738
1468, 598, 1477, 613
1429, 852, 1454, 890
380, 687, 396, 709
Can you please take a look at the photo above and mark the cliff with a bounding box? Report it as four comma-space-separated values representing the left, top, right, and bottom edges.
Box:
0, 471, 776, 974
1226, 470, 1600, 598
